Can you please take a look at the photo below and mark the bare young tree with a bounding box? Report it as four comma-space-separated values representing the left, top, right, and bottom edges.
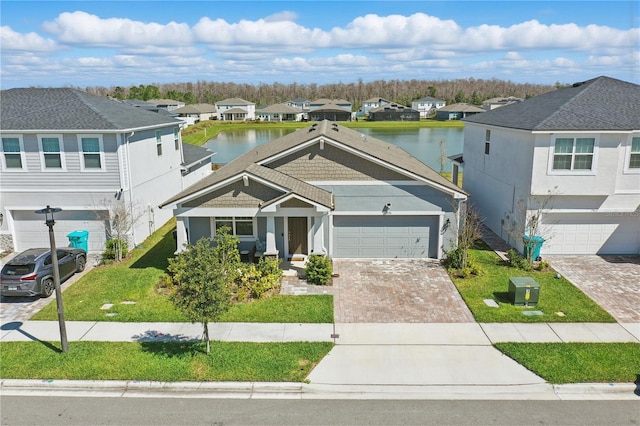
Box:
94, 196, 145, 262
443, 201, 484, 271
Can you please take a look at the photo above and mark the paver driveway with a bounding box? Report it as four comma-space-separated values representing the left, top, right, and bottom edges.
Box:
331, 259, 474, 323
546, 255, 640, 323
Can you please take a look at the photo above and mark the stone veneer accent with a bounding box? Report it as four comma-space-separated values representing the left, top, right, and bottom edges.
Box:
0, 234, 14, 253
268, 143, 411, 181
183, 180, 283, 208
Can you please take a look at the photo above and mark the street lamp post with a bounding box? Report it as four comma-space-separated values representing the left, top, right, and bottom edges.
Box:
35, 205, 68, 352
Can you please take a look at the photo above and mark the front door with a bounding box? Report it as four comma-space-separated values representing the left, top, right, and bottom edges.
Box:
288, 217, 308, 255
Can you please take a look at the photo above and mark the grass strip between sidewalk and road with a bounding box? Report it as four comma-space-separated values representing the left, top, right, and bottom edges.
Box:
450, 242, 615, 323
0, 341, 334, 383
496, 342, 640, 384
31, 219, 333, 323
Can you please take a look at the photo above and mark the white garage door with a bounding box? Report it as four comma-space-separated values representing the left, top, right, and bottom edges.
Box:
333, 215, 437, 258
12, 210, 108, 253
542, 213, 639, 255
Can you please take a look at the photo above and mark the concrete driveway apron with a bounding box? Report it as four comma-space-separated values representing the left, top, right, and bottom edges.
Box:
331, 259, 475, 323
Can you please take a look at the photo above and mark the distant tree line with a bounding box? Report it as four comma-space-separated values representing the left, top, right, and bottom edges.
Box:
81, 78, 560, 111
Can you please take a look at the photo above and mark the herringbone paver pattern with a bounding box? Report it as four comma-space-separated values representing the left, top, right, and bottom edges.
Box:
332, 259, 474, 323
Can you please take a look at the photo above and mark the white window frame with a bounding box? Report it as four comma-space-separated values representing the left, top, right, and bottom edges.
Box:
77, 134, 105, 171
156, 130, 163, 156
547, 135, 598, 176
212, 216, 256, 239
1, 134, 27, 171
623, 134, 640, 174
38, 134, 66, 171
173, 128, 180, 151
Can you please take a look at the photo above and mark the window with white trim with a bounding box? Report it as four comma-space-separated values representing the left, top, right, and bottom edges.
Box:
174, 128, 180, 150
552, 137, 595, 171
79, 136, 103, 170
214, 216, 254, 237
156, 130, 162, 156
39, 135, 65, 170
629, 137, 640, 169
1, 136, 25, 169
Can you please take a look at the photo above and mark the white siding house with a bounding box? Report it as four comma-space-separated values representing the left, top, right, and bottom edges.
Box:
0, 88, 211, 254
412, 96, 446, 118
215, 98, 256, 121
461, 76, 640, 255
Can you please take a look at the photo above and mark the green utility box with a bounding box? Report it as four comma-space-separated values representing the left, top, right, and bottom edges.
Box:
508, 277, 540, 306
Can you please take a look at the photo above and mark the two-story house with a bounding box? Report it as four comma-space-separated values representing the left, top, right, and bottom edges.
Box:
0, 88, 211, 254
360, 97, 392, 115
215, 98, 256, 121
461, 76, 640, 255
412, 96, 446, 118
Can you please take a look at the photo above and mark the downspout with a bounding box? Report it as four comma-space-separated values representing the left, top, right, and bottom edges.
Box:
126, 132, 136, 246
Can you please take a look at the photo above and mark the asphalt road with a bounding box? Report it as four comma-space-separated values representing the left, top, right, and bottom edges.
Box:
2, 397, 639, 425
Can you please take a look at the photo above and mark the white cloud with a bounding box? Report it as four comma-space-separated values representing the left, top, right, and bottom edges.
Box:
1, 26, 59, 52
42, 11, 192, 47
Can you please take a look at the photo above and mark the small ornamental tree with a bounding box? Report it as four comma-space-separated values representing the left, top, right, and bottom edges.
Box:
167, 227, 240, 354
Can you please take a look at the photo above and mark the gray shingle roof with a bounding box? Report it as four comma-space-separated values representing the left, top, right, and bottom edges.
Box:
463, 76, 640, 131
1, 88, 183, 131
160, 120, 466, 207
182, 143, 215, 168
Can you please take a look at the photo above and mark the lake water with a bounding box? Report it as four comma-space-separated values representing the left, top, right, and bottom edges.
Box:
206, 127, 463, 171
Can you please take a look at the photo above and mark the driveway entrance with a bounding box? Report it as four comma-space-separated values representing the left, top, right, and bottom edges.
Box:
331, 259, 474, 323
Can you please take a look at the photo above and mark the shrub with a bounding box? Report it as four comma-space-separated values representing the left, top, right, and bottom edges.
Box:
102, 239, 128, 260
506, 248, 531, 271
236, 257, 282, 300
441, 246, 464, 270
305, 254, 333, 285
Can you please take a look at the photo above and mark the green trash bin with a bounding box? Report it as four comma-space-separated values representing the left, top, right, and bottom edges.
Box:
67, 230, 89, 253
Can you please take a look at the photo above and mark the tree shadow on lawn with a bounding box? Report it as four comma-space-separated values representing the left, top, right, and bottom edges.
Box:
135, 331, 206, 357
129, 227, 176, 270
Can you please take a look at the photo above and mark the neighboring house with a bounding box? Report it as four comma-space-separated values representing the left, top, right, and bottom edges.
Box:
173, 104, 217, 125
368, 103, 420, 122
256, 103, 305, 122
160, 120, 468, 260
482, 97, 523, 111
361, 97, 392, 115
286, 97, 310, 111
308, 104, 352, 122
412, 96, 446, 118
435, 103, 485, 120
0, 88, 208, 254
215, 98, 256, 121
461, 76, 640, 255
147, 98, 185, 112
180, 143, 215, 189
309, 99, 352, 112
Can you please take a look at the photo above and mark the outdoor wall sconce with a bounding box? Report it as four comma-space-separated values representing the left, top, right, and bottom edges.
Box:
441, 218, 451, 234
0, 212, 3, 226
383, 203, 392, 214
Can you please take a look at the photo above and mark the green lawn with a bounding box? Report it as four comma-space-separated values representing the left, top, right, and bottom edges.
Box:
450, 242, 615, 323
32, 220, 333, 323
496, 342, 640, 383
0, 341, 333, 382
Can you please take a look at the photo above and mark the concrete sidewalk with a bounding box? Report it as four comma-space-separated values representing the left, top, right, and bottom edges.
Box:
2, 320, 638, 344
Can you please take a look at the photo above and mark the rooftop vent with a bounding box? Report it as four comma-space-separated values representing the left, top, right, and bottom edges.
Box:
572, 81, 586, 87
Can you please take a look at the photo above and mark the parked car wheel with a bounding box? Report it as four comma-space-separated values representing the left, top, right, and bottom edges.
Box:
41, 278, 55, 298
76, 255, 86, 272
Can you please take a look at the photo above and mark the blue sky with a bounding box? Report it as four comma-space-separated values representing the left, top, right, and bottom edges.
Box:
2, 1, 638, 89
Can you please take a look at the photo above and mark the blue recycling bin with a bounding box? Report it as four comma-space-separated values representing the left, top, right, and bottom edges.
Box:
67, 230, 89, 253
522, 235, 544, 260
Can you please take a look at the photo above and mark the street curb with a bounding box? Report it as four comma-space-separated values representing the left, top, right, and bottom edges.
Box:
2, 379, 638, 400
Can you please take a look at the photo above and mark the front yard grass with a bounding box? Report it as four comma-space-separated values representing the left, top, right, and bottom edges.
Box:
496, 342, 640, 384
450, 242, 615, 323
0, 341, 333, 382
32, 220, 333, 323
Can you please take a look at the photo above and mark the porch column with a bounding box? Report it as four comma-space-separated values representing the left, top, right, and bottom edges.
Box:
311, 216, 325, 255
175, 217, 188, 253
265, 216, 278, 256
452, 163, 459, 186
